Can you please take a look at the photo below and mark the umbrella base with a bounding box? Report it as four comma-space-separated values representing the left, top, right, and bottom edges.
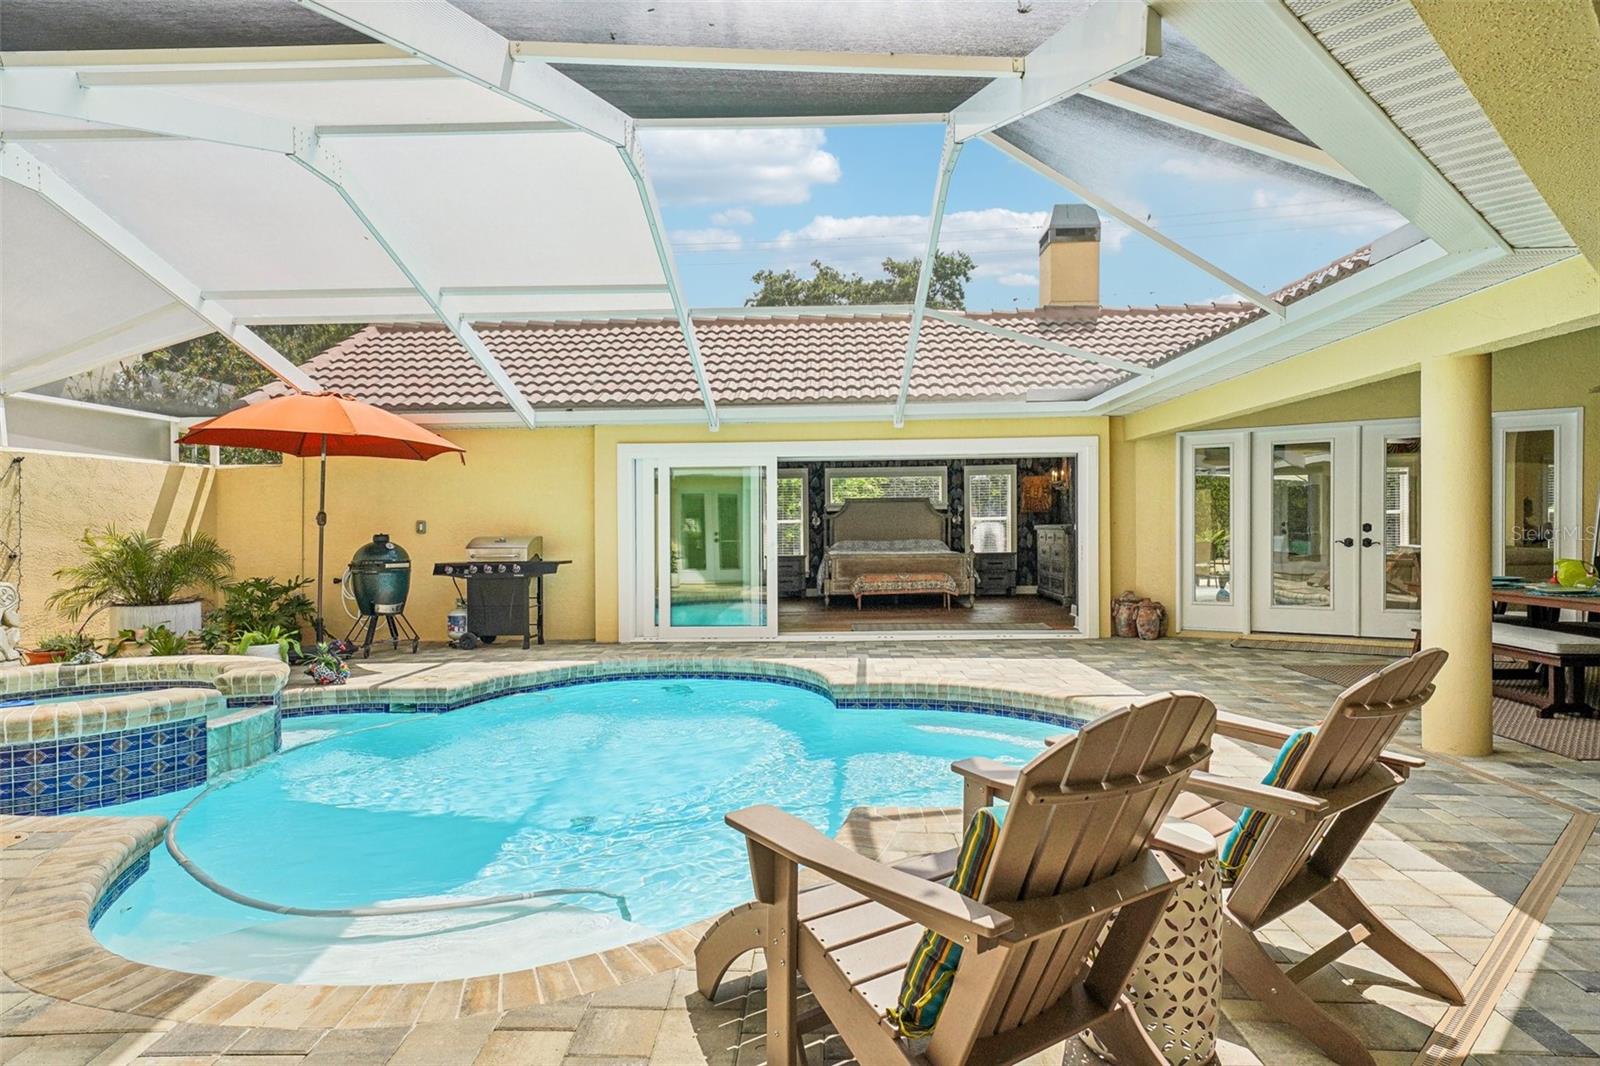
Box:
344, 611, 420, 659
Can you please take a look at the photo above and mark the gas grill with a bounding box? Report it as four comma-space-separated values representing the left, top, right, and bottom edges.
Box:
433, 537, 567, 647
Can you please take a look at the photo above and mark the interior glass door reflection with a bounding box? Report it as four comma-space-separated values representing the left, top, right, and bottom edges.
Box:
663, 466, 770, 631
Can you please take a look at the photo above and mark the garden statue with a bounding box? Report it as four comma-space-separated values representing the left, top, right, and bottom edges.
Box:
0, 583, 21, 664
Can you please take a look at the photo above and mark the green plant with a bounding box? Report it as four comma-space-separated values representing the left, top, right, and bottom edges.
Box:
48, 528, 233, 621
213, 577, 313, 641
228, 625, 300, 660
144, 625, 190, 657
38, 632, 96, 657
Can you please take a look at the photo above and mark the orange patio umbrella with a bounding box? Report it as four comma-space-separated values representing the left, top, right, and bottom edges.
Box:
180, 393, 464, 642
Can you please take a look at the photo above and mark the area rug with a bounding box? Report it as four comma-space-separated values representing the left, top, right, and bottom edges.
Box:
849, 622, 1056, 632
1233, 636, 1411, 656
1491, 697, 1600, 760
1283, 661, 1396, 687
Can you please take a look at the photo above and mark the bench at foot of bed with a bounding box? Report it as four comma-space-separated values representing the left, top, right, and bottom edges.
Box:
851, 572, 963, 609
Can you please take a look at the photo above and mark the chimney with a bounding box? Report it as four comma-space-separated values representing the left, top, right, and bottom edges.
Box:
1038, 204, 1101, 308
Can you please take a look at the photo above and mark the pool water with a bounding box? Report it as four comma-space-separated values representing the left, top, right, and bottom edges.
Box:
91, 678, 1067, 984
667, 600, 766, 627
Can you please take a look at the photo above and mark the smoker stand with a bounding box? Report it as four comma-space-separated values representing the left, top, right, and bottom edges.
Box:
343, 610, 420, 658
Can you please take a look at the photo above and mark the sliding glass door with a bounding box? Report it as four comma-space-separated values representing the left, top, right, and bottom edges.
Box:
631, 459, 776, 639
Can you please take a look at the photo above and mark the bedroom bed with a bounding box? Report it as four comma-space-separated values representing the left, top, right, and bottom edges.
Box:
817, 498, 976, 606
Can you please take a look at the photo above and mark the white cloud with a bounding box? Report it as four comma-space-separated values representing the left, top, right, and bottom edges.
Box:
638, 128, 841, 206
997, 272, 1039, 288
771, 207, 1051, 278
710, 207, 755, 227
669, 227, 744, 253
1250, 186, 1403, 236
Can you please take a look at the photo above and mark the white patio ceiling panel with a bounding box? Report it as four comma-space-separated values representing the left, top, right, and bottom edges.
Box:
0, 183, 210, 392
164, 75, 541, 128
23, 138, 408, 292
316, 131, 670, 293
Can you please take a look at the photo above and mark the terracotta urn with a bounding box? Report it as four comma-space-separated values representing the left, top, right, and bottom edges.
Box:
1135, 599, 1167, 641
1112, 591, 1142, 638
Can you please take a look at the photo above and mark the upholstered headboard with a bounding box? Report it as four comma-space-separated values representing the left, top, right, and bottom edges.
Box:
826, 498, 949, 545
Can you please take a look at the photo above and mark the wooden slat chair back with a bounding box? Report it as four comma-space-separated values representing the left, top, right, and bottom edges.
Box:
938, 691, 1217, 1052
1186, 648, 1461, 1066
702, 690, 1217, 1066
1225, 648, 1446, 929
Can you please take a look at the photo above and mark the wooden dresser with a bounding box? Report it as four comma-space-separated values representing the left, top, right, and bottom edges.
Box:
1035, 524, 1073, 605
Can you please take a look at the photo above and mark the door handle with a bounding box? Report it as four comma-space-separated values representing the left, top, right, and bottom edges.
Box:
1361, 537, 1378, 548
1337, 537, 1355, 548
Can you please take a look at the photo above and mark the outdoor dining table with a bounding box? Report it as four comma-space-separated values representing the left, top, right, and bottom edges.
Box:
1491, 586, 1600, 624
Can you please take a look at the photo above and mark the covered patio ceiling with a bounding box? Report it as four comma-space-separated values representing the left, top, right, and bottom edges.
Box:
0, 0, 1577, 431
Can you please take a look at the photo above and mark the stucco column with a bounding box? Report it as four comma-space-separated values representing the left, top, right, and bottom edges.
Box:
1419, 351, 1493, 755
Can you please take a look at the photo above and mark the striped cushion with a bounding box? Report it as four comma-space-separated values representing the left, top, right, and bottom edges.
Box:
887, 807, 1003, 1038
1219, 728, 1314, 883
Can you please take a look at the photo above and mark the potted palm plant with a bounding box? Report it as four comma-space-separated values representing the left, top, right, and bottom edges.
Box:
48, 528, 233, 637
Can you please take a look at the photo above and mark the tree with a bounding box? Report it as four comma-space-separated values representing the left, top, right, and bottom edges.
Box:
747, 251, 975, 309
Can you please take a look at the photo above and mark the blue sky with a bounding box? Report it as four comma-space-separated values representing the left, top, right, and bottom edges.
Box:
643, 124, 1403, 312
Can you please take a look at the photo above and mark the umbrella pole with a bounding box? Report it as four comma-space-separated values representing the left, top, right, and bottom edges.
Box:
316, 437, 328, 645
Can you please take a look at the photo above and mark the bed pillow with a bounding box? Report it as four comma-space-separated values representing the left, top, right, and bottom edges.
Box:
1219, 727, 1315, 883
887, 806, 1003, 1038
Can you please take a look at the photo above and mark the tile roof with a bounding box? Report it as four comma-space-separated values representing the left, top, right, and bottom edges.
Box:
251, 248, 1372, 413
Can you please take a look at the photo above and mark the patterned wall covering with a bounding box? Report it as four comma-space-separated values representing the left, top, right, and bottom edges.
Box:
793, 456, 1076, 590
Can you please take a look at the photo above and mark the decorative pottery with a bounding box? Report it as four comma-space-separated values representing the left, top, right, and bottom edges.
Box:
22, 649, 64, 666
1135, 599, 1167, 641
308, 659, 350, 686
1113, 591, 1142, 638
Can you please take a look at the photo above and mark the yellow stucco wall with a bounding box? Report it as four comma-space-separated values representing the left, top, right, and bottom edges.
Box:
212, 428, 597, 643
589, 417, 1113, 641
0, 449, 220, 642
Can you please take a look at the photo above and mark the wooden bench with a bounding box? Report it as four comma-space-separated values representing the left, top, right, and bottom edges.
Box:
1492, 621, 1600, 717
850, 572, 960, 610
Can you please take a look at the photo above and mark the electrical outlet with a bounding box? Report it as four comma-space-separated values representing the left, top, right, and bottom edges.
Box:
415, 520, 427, 535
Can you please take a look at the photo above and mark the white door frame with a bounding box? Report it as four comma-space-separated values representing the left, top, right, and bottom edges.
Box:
1176, 430, 1251, 634
617, 435, 1102, 641
1357, 419, 1423, 638
1491, 408, 1584, 577
1250, 424, 1362, 636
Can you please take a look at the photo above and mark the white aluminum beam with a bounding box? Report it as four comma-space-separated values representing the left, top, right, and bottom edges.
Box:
984, 134, 1287, 317
892, 125, 962, 428
290, 134, 539, 429
0, 69, 297, 153
1080, 81, 1360, 186
922, 310, 1156, 378
0, 144, 318, 393
508, 42, 1024, 79
950, 4, 1161, 142
295, 0, 720, 430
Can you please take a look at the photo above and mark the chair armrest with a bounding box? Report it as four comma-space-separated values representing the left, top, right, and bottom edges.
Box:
1213, 710, 1297, 747
987, 850, 1185, 943
951, 757, 1020, 792
1186, 770, 1328, 822
725, 805, 1014, 945
1377, 749, 1425, 772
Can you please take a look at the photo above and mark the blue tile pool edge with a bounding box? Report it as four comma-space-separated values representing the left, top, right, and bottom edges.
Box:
280, 669, 1091, 732
89, 852, 151, 928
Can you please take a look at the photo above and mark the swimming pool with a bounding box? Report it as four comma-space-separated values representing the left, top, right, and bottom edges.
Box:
91, 677, 1069, 984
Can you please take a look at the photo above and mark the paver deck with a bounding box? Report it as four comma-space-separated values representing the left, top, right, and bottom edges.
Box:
3, 638, 1598, 1065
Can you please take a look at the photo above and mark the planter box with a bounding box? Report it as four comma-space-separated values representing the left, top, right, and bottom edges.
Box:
108, 601, 203, 636
243, 643, 286, 662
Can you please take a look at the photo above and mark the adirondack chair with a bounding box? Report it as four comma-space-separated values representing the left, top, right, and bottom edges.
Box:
696, 691, 1217, 1066
953, 648, 1460, 1066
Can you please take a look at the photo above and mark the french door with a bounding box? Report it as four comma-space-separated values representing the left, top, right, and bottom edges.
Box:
1248, 422, 1421, 638
631, 458, 777, 639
